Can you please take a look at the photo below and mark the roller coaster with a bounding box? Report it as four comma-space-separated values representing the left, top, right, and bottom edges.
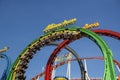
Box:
0, 18, 120, 80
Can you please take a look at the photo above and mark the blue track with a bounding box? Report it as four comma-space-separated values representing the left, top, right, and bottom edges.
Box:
0, 54, 11, 80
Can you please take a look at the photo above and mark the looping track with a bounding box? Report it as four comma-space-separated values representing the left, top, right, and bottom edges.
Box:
34, 29, 120, 80
6, 28, 120, 80
45, 29, 120, 80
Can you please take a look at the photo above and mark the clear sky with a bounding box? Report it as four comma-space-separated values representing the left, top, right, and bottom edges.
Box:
0, 0, 120, 80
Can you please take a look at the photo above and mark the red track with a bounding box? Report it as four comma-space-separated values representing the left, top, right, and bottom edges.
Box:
92, 29, 120, 40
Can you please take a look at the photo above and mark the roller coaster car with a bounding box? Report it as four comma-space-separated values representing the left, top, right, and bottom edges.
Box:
53, 76, 68, 80
83, 22, 99, 29
43, 18, 76, 33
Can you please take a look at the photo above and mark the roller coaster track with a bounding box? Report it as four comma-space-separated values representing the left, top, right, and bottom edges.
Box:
31, 56, 120, 80
6, 28, 119, 80
32, 29, 120, 80
45, 29, 118, 80
44, 29, 120, 80
0, 54, 11, 80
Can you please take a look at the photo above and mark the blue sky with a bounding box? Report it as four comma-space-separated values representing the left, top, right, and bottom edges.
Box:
0, 0, 120, 80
